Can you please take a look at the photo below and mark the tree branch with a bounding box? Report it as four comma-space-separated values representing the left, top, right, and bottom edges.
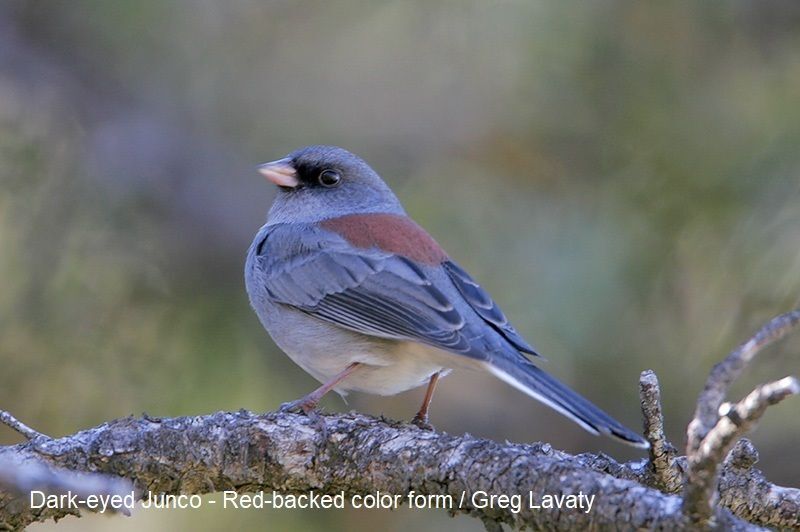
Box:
0, 411, 752, 531
718, 440, 800, 529
639, 370, 683, 493
678, 309, 800, 528
0, 411, 49, 442
687, 310, 800, 455
0, 456, 134, 519
684, 377, 799, 525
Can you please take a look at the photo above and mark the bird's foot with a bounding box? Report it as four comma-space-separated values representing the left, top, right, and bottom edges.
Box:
411, 413, 435, 431
279, 397, 317, 415
279, 398, 328, 442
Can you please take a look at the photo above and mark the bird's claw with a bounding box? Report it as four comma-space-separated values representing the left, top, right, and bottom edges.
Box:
411, 414, 435, 431
279, 398, 316, 415
278, 399, 328, 442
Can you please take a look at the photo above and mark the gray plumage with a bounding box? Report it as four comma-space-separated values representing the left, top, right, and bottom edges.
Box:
245, 145, 648, 448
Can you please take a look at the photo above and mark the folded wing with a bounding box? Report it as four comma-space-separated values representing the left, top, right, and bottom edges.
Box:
256, 224, 477, 356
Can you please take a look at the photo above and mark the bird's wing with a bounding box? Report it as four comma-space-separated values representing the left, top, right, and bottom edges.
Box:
253, 224, 479, 356
442, 260, 539, 356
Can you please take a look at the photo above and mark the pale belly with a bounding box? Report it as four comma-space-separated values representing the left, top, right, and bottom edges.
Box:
258, 302, 467, 396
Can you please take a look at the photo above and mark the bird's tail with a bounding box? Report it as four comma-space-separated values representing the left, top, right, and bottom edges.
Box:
485, 356, 649, 448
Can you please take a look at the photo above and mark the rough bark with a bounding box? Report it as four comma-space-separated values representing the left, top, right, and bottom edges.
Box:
0, 408, 795, 531
0, 411, 747, 531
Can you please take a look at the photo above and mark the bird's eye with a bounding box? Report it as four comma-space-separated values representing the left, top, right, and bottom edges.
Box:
318, 169, 341, 187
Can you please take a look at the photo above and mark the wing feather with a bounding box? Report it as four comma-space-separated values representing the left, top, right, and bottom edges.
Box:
443, 260, 539, 356
255, 224, 476, 356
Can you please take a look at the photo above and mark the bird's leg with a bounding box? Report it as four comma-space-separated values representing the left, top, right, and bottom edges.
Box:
280, 362, 361, 415
411, 371, 440, 430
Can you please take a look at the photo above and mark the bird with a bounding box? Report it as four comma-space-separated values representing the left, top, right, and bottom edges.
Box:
245, 145, 648, 448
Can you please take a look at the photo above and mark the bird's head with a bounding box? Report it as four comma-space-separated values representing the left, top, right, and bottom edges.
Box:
258, 145, 405, 225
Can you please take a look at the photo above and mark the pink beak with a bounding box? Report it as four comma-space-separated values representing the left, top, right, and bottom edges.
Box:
258, 158, 299, 188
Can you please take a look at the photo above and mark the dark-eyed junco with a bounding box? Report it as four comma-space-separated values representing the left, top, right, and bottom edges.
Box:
245, 145, 647, 448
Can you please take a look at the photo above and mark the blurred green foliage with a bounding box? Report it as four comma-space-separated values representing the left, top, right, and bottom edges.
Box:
1, 1, 798, 530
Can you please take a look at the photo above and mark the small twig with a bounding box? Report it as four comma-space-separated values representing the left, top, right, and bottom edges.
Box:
639, 370, 682, 493
684, 376, 800, 524
0, 411, 49, 441
703, 377, 798, 466
687, 310, 800, 454
723, 439, 759, 471
718, 440, 800, 530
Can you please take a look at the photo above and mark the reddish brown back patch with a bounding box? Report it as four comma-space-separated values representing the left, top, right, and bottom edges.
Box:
321, 213, 448, 265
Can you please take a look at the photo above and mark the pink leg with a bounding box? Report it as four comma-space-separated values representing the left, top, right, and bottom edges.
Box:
411, 372, 441, 429
281, 362, 361, 414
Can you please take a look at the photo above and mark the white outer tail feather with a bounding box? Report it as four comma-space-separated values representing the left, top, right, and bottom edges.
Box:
484, 361, 650, 449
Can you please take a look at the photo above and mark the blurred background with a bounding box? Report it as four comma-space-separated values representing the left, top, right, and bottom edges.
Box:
1, 1, 799, 530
